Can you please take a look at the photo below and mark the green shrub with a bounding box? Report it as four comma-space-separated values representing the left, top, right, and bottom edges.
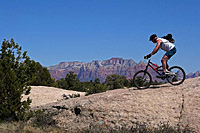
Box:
28, 61, 55, 86
0, 39, 32, 121
104, 74, 128, 90
86, 82, 107, 95
62, 93, 80, 99
55, 78, 69, 89
56, 71, 85, 92
31, 109, 57, 128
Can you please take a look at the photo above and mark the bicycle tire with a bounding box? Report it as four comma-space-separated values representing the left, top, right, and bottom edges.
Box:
166, 66, 185, 85
133, 70, 152, 89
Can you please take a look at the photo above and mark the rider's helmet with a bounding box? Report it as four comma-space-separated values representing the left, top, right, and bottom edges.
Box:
149, 34, 157, 41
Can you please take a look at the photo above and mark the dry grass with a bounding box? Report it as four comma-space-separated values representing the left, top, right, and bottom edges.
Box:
0, 121, 193, 133
0, 121, 65, 133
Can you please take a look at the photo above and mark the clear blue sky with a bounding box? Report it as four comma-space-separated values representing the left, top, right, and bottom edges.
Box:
0, 0, 199, 74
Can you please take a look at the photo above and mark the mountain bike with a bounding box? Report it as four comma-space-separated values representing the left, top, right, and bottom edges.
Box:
133, 58, 185, 89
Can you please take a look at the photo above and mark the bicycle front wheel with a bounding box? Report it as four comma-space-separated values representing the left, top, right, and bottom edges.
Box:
133, 70, 152, 89
166, 66, 185, 85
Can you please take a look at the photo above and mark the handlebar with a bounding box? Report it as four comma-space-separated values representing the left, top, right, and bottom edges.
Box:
144, 54, 152, 59
144, 57, 151, 60
144, 58, 151, 63
144, 56, 151, 60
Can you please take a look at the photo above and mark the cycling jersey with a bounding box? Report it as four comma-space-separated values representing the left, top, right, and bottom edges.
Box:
157, 38, 175, 52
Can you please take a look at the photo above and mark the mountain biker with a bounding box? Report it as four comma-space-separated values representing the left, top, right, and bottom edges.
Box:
144, 34, 177, 78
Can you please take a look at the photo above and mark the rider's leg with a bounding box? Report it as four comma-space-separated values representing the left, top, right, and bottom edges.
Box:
161, 55, 169, 73
166, 61, 169, 70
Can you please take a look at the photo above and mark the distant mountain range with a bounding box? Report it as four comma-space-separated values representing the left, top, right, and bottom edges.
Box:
48, 58, 199, 82
186, 70, 200, 79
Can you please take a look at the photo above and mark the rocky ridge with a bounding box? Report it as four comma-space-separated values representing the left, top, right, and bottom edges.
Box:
35, 77, 200, 132
49, 58, 152, 82
48, 57, 199, 82
186, 70, 200, 79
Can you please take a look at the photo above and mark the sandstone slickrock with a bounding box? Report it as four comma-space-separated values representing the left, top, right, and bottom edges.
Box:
34, 77, 200, 132
22, 86, 85, 107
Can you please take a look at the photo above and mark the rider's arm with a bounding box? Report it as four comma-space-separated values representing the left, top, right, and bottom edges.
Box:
150, 39, 161, 55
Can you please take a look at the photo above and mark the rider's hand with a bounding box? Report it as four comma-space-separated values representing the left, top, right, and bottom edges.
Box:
144, 54, 151, 59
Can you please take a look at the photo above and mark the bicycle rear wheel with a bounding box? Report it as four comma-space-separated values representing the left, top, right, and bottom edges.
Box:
133, 70, 152, 89
166, 66, 185, 85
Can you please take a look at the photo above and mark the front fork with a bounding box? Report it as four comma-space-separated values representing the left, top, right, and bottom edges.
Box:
142, 61, 150, 79
144, 60, 150, 72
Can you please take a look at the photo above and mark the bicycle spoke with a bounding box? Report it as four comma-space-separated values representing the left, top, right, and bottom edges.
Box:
133, 70, 152, 89
167, 66, 185, 85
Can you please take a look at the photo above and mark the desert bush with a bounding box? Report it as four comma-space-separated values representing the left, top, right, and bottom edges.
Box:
56, 71, 86, 91
86, 81, 107, 95
28, 61, 55, 86
62, 93, 80, 100
65, 71, 85, 91
31, 109, 57, 128
104, 74, 128, 90
128, 78, 136, 87
56, 74, 133, 95
0, 39, 32, 121
0, 38, 56, 121
55, 78, 69, 89
0, 114, 62, 133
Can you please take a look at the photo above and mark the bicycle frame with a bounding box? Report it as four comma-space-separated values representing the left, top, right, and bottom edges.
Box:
133, 58, 186, 89
144, 59, 163, 76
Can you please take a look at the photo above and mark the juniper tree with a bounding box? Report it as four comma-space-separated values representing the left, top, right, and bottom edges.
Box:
28, 61, 55, 86
105, 74, 128, 90
65, 71, 84, 91
56, 71, 85, 91
0, 38, 32, 121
